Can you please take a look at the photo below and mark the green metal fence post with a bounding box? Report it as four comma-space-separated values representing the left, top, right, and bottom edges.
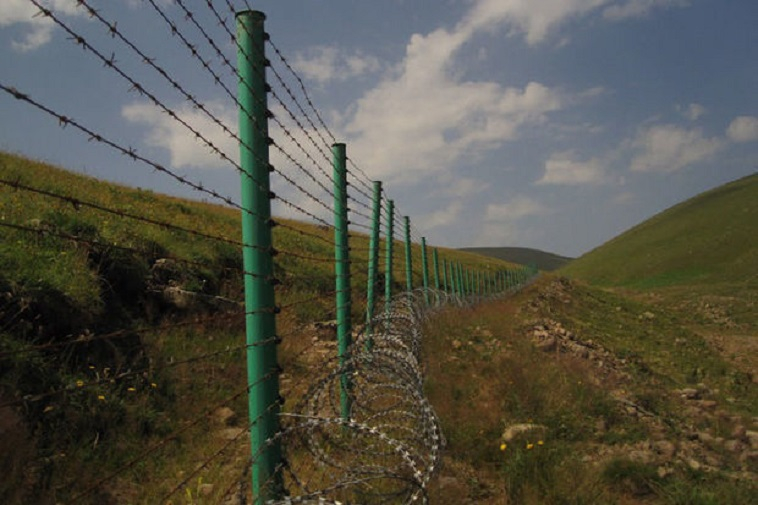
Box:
421, 237, 430, 306
433, 249, 440, 292
332, 143, 351, 421
404, 216, 413, 299
236, 10, 283, 502
365, 181, 382, 350
384, 200, 394, 315
458, 261, 466, 298
442, 258, 448, 293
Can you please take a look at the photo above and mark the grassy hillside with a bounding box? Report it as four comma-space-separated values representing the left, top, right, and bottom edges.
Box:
460, 246, 573, 271
0, 151, 517, 504
561, 173, 758, 289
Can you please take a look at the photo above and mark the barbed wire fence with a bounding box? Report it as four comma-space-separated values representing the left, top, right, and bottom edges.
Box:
0, 2, 538, 504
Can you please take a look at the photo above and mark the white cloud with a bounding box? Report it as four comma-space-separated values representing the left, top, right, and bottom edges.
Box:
538, 151, 610, 185
416, 201, 464, 231
629, 124, 724, 173
679, 102, 706, 121
485, 196, 550, 221
292, 46, 382, 85
726, 116, 758, 143
122, 101, 238, 170
462, 0, 609, 45
342, 7, 567, 186
475, 195, 551, 247
612, 191, 635, 204
603, 0, 690, 21
0, 0, 83, 51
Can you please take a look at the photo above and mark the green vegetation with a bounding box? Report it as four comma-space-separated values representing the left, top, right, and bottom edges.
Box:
561, 173, 758, 289
0, 152, 515, 504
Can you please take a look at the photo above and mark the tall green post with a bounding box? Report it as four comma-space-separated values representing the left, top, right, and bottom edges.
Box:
421, 237, 430, 306
404, 216, 413, 298
384, 199, 395, 315
365, 181, 382, 349
457, 262, 464, 298
442, 258, 448, 293
332, 143, 351, 420
432, 248, 440, 291
236, 10, 283, 502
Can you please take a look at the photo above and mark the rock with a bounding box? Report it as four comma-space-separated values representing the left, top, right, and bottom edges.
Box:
657, 466, 673, 478
535, 336, 557, 353
217, 428, 246, 441
698, 400, 718, 410
452, 340, 462, 349
501, 423, 547, 442
679, 388, 699, 400
213, 407, 237, 426
745, 430, 758, 449
731, 425, 747, 440
653, 440, 676, 459
686, 458, 702, 470
724, 440, 743, 453
697, 432, 714, 444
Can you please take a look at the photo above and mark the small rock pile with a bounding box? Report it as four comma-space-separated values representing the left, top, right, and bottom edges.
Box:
527, 318, 631, 382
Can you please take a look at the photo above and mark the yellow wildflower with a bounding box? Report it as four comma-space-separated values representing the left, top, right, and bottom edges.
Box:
127, 387, 136, 392
151, 382, 158, 389
538, 440, 544, 446
76, 380, 84, 387
499, 443, 507, 451
526, 443, 534, 450
97, 395, 105, 401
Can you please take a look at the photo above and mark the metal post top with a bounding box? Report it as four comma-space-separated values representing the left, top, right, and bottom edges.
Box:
332, 142, 346, 148
235, 10, 266, 21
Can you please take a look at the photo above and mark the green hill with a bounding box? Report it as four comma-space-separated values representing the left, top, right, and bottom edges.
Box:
561, 173, 758, 289
460, 246, 572, 271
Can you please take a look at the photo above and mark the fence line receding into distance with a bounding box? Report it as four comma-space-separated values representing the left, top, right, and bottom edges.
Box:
0, 2, 538, 504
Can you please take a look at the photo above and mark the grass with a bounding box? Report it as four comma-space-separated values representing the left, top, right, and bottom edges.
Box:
0, 151, 517, 504
561, 172, 758, 289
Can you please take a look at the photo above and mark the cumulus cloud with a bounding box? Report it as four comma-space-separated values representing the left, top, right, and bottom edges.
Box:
485, 196, 550, 221
462, 0, 609, 45
537, 151, 611, 185
0, 0, 83, 51
341, 1, 574, 186
122, 101, 238, 170
629, 124, 724, 173
292, 46, 382, 85
603, 0, 690, 21
726, 116, 758, 143
678, 102, 706, 121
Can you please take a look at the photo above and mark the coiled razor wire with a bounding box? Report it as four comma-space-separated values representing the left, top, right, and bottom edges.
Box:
267, 290, 461, 505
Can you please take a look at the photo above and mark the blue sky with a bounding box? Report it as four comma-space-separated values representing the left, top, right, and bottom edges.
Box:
1, 0, 757, 257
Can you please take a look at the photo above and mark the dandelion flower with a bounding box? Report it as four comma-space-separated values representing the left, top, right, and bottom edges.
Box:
151, 382, 158, 389
526, 443, 534, 450
499, 443, 507, 451
76, 380, 84, 387
97, 395, 105, 401
127, 387, 136, 392
538, 440, 544, 446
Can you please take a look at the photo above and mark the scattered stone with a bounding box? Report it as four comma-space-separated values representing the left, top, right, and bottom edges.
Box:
724, 440, 743, 453
657, 466, 673, 478
686, 458, 702, 470
653, 440, 676, 459
199, 483, 214, 496
745, 430, 758, 450
679, 388, 700, 400
535, 336, 557, 353
217, 428, 245, 441
501, 423, 547, 442
213, 407, 237, 426
698, 400, 718, 410
452, 340, 462, 350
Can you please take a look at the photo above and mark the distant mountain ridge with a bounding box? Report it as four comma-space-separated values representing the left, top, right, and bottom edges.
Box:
459, 247, 573, 271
